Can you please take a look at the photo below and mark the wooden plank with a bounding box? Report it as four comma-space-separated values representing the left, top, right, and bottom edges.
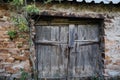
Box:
35, 26, 43, 40
69, 24, 75, 48
50, 26, 60, 77
74, 40, 99, 42
59, 25, 68, 78
68, 24, 101, 78
77, 25, 97, 77
40, 26, 51, 78
36, 40, 67, 45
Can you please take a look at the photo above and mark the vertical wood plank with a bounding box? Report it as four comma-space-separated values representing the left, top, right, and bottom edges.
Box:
50, 26, 59, 77
69, 24, 75, 48
59, 25, 68, 78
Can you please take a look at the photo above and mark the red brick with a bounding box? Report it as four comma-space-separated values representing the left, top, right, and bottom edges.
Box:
13, 55, 28, 61
3, 42, 16, 48
6, 57, 15, 63
5, 67, 18, 73
0, 48, 9, 53
8, 48, 19, 54
0, 53, 11, 60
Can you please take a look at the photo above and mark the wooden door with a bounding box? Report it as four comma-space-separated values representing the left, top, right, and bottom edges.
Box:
68, 24, 101, 80
35, 20, 102, 80
36, 25, 69, 79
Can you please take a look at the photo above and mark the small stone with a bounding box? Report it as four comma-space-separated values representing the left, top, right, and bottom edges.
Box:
0, 53, 11, 60
24, 60, 31, 72
5, 66, 18, 73
105, 60, 112, 65
13, 55, 28, 61
12, 61, 27, 69
0, 69, 5, 72
8, 48, 19, 54
0, 49, 9, 53
3, 42, 15, 48
6, 57, 15, 63
11, 72, 21, 78
105, 55, 111, 60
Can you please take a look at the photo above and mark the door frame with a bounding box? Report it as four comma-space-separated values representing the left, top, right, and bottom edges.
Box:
34, 16, 105, 80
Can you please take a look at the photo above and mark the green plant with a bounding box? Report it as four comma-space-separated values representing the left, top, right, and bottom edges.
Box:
11, 0, 24, 6
25, 4, 40, 14
20, 68, 29, 80
7, 30, 17, 40
45, 0, 62, 4
11, 16, 28, 32
91, 76, 100, 80
8, 0, 50, 80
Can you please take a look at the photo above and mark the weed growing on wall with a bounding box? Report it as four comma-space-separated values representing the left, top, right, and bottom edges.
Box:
7, 0, 40, 80
5, 0, 59, 79
7, 30, 17, 40
20, 68, 29, 80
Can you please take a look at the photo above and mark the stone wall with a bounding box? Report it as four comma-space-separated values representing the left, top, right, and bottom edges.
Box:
0, 2, 120, 79
0, 5, 31, 78
36, 2, 120, 78
104, 14, 120, 77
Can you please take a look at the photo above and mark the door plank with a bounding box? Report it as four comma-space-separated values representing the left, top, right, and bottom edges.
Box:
69, 24, 75, 48
59, 25, 68, 77
36, 25, 68, 79
68, 24, 100, 79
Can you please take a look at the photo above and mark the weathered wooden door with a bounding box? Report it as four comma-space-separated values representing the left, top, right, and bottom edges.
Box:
35, 19, 102, 80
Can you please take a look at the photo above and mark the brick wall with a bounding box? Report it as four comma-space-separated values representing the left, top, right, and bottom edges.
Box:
0, 5, 31, 78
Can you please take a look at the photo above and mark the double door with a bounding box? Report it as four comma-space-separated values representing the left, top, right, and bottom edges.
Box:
35, 21, 102, 80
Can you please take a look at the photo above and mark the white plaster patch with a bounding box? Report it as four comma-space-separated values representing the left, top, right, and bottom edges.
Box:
12, 61, 26, 69
108, 70, 120, 77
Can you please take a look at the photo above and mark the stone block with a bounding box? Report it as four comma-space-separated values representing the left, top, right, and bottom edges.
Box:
0, 53, 11, 60
0, 69, 5, 73
24, 60, 31, 72
13, 55, 28, 61
0, 49, 9, 53
0, 31, 9, 38
24, 51, 30, 57
113, 60, 120, 65
8, 48, 19, 54
3, 42, 16, 48
104, 38, 116, 47
106, 64, 120, 71
5, 67, 18, 73
105, 60, 112, 65
12, 60, 31, 72
6, 57, 15, 63
107, 70, 120, 77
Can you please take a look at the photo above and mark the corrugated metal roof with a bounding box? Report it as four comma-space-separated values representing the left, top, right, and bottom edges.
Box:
76, 0, 120, 4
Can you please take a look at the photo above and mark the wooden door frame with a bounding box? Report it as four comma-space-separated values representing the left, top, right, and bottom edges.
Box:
34, 15, 105, 80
